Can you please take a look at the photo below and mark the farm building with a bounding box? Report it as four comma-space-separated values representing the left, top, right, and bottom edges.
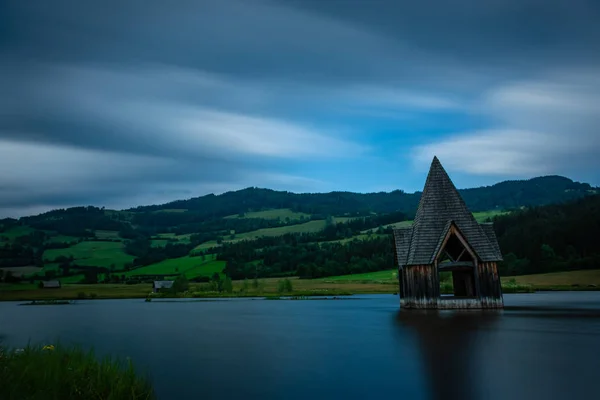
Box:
393, 156, 504, 309
41, 280, 61, 289
153, 280, 174, 293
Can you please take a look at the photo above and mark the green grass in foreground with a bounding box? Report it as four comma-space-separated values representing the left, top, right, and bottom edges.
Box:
0, 343, 155, 400
43, 241, 135, 269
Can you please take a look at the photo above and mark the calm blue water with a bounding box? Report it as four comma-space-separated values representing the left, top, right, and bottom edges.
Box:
1, 293, 600, 400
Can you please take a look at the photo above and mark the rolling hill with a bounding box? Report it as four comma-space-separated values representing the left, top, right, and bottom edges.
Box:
0, 175, 598, 284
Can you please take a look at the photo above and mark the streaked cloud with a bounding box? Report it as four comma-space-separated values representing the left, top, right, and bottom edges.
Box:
414, 70, 600, 178
1, 0, 599, 216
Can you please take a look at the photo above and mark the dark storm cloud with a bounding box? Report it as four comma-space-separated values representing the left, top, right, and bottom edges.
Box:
1, 0, 599, 216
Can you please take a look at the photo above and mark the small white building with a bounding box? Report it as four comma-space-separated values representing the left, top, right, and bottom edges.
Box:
41, 280, 61, 289
152, 280, 174, 293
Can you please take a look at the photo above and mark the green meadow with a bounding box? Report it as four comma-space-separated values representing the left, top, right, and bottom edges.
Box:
44, 234, 80, 244
361, 210, 509, 233
321, 270, 398, 283
0, 225, 36, 240
155, 233, 192, 243
42, 241, 135, 269
94, 230, 122, 240
125, 255, 225, 279
150, 239, 170, 247
225, 208, 311, 220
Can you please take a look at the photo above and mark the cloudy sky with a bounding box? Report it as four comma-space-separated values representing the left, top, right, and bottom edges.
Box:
1, 0, 599, 217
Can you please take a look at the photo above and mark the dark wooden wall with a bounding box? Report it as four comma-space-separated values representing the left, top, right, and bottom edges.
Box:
400, 264, 440, 308
477, 262, 504, 308
399, 262, 504, 309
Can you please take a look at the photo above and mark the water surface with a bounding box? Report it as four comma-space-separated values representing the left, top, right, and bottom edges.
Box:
1, 292, 599, 400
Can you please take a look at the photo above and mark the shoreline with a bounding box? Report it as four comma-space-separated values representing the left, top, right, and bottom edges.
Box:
1, 283, 599, 302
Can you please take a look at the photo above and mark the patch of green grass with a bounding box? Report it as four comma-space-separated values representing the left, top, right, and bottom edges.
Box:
126, 255, 224, 279
150, 239, 169, 247
60, 274, 86, 284
318, 233, 388, 245
502, 269, 600, 289
224, 208, 311, 220
95, 230, 121, 240
321, 270, 398, 283
361, 210, 511, 233
0, 283, 39, 291
0, 343, 155, 399
44, 234, 80, 244
0, 266, 42, 277
155, 233, 192, 243
473, 210, 509, 222
190, 241, 221, 255
42, 241, 135, 269
0, 225, 35, 240
361, 220, 412, 233
232, 220, 327, 241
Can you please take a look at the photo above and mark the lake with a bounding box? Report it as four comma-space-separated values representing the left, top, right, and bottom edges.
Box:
2, 292, 600, 400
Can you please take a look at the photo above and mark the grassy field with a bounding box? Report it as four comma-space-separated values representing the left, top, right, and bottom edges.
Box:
318, 268, 600, 290
0, 283, 154, 300
318, 233, 389, 246
361, 210, 509, 233
125, 255, 225, 279
150, 239, 170, 247
44, 233, 80, 244
0, 266, 42, 277
321, 270, 398, 283
191, 241, 220, 254
3, 269, 600, 301
155, 233, 192, 243
191, 220, 332, 253
42, 241, 135, 269
94, 230, 121, 240
225, 208, 311, 220
0, 225, 35, 240
233, 220, 328, 240
504, 269, 600, 288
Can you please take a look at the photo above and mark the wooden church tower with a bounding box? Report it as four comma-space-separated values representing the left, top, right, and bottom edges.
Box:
393, 156, 504, 309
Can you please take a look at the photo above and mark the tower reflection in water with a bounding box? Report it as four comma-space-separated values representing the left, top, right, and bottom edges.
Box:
395, 309, 501, 400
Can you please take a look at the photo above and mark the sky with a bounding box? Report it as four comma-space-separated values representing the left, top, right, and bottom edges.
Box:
1, 0, 600, 217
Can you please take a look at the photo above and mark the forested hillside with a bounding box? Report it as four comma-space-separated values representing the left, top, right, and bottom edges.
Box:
494, 195, 600, 276
0, 175, 598, 284
132, 175, 595, 218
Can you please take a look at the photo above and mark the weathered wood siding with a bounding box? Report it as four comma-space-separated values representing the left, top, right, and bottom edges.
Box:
477, 261, 504, 308
400, 264, 440, 309
400, 261, 504, 309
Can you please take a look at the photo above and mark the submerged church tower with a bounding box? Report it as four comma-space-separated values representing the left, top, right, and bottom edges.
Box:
394, 156, 504, 309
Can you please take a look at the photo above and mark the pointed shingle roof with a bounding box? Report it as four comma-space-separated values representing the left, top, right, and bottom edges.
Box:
398, 156, 502, 266
393, 227, 413, 266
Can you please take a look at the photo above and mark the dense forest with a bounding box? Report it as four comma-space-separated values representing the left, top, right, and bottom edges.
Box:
494, 195, 600, 275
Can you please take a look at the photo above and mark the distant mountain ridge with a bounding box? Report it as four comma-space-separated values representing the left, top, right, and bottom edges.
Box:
129, 175, 597, 219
